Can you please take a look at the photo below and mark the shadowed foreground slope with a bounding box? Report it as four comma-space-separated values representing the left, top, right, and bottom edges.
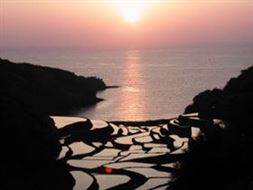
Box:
0, 95, 75, 190
0, 58, 106, 189
170, 66, 253, 190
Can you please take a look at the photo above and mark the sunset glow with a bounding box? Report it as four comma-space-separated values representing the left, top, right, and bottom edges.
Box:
112, 0, 152, 23
122, 7, 140, 23
1, 0, 253, 49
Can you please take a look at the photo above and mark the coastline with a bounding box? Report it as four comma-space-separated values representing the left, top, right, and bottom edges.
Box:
1, 56, 253, 190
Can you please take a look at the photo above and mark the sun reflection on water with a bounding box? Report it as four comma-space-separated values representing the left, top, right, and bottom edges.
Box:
117, 50, 147, 120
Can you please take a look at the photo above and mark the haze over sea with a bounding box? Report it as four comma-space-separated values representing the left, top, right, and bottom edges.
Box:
2, 46, 253, 121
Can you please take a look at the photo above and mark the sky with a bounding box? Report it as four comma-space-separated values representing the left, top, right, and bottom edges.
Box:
1, 0, 253, 49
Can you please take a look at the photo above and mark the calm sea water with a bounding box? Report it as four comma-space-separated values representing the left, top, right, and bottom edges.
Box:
1, 46, 253, 121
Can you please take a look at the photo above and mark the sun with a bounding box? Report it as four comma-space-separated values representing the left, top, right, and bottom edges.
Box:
112, 0, 151, 23
122, 7, 141, 23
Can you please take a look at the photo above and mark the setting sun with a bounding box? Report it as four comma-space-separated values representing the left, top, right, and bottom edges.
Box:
112, 0, 152, 23
122, 7, 140, 23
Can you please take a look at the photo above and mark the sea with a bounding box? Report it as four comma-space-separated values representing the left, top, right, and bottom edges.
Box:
1, 46, 253, 121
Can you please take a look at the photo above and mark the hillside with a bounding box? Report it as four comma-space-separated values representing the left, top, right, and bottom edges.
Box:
171, 66, 253, 190
0, 58, 106, 115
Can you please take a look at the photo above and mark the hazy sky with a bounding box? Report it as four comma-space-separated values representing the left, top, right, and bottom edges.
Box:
1, 0, 253, 49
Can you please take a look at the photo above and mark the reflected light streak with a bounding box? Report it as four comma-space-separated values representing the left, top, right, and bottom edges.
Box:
118, 50, 147, 120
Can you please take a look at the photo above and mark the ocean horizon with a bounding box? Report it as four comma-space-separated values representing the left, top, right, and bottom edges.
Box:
1, 45, 253, 120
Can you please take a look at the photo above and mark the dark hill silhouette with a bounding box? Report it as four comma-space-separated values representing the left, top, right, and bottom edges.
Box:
171, 66, 253, 190
0, 58, 106, 115
0, 94, 75, 190
0, 58, 107, 189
